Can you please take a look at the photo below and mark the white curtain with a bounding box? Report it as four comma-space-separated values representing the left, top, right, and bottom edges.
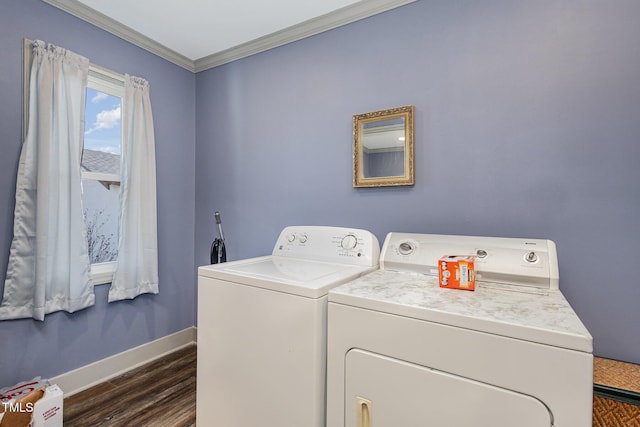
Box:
108, 75, 159, 302
0, 40, 93, 321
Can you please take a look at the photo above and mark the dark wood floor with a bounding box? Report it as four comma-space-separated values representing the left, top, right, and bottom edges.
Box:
63, 344, 196, 427
63, 344, 640, 426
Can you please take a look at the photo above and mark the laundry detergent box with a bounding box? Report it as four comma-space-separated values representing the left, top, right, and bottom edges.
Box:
0, 377, 63, 427
438, 255, 476, 291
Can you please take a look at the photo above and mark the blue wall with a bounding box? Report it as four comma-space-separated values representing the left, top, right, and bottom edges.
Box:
0, 0, 196, 385
2, 0, 640, 387
196, 0, 640, 364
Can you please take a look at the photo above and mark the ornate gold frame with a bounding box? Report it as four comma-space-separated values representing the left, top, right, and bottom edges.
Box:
353, 105, 415, 187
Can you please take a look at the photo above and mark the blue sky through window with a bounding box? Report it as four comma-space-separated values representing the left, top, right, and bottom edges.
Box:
82, 88, 121, 265
84, 88, 121, 155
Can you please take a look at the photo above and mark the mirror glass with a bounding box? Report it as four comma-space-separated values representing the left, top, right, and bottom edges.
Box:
353, 106, 414, 187
362, 117, 406, 178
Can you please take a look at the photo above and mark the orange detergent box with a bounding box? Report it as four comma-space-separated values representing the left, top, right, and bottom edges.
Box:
438, 255, 476, 291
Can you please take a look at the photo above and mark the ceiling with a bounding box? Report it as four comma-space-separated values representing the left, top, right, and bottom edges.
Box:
42, 0, 415, 72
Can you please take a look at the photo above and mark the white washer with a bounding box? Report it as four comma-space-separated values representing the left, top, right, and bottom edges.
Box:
327, 232, 593, 427
197, 226, 380, 427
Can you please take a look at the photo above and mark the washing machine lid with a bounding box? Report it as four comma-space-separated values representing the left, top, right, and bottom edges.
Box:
199, 256, 377, 299
329, 270, 593, 353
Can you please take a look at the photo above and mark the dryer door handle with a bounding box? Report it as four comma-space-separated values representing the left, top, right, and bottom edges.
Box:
356, 396, 372, 427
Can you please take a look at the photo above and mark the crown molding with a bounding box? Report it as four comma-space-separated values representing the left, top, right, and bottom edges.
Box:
40, 0, 196, 71
41, 0, 416, 74
194, 0, 416, 72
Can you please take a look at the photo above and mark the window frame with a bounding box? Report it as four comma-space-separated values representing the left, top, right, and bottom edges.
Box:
83, 67, 124, 285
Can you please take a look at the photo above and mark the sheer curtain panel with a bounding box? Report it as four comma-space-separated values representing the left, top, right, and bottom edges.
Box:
0, 40, 94, 321
108, 75, 159, 302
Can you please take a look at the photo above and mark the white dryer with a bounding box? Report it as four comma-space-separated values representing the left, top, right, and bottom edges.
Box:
326, 232, 593, 427
197, 226, 380, 427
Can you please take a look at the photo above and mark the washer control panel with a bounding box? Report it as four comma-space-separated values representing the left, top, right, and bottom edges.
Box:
273, 226, 380, 267
381, 232, 559, 291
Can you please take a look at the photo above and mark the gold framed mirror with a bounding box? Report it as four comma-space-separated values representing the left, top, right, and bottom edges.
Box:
353, 105, 414, 188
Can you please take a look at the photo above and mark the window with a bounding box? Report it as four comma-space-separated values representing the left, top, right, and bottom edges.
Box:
11, 39, 159, 318
82, 67, 125, 284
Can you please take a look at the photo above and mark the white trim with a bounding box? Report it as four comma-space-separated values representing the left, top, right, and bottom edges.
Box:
89, 261, 116, 285
194, 0, 417, 72
89, 63, 125, 85
88, 66, 124, 97
82, 171, 120, 182
49, 327, 197, 397
40, 0, 416, 73
40, 0, 194, 71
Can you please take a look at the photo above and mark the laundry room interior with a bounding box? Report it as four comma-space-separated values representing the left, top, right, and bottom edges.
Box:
1, 0, 639, 425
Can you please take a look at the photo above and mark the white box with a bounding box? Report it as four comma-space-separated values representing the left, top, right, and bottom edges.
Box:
0, 384, 63, 427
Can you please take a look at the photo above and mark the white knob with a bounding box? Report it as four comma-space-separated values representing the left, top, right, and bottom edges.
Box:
299, 233, 308, 243
398, 242, 414, 255
341, 234, 358, 250
287, 233, 296, 243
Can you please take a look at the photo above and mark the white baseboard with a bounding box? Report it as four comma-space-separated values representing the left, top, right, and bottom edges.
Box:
50, 326, 197, 397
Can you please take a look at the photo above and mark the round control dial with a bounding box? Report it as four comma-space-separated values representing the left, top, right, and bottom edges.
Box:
298, 233, 308, 243
341, 234, 358, 250
398, 242, 415, 255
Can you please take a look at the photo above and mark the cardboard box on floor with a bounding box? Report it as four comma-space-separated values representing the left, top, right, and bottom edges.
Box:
0, 378, 63, 427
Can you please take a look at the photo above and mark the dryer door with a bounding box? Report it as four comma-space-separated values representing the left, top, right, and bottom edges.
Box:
345, 349, 552, 427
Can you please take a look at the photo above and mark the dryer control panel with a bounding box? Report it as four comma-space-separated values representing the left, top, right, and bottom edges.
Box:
273, 226, 380, 267
380, 233, 559, 291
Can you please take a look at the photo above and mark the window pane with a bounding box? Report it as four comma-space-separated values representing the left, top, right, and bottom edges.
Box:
83, 87, 122, 265
83, 179, 120, 263
83, 88, 121, 172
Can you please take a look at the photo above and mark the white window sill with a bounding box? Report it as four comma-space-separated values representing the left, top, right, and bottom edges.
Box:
91, 261, 116, 285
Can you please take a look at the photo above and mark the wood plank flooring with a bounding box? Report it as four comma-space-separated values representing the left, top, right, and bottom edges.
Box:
63, 345, 196, 427
63, 345, 640, 426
